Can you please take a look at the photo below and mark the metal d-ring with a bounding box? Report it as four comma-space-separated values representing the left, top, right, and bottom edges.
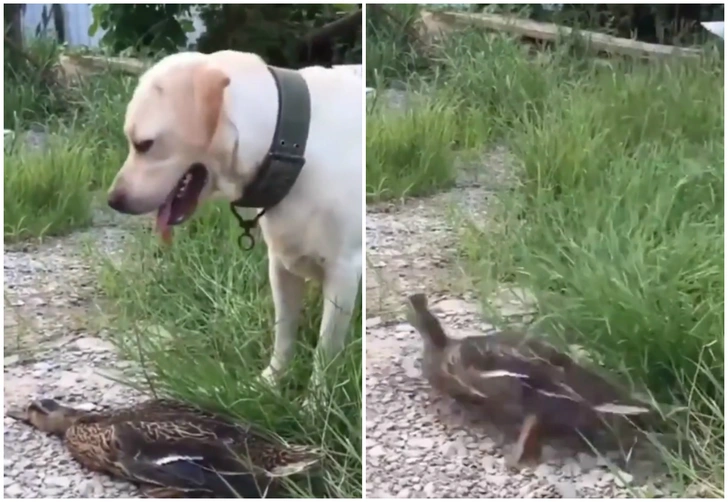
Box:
237, 231, 255, 251
229, 204, 266, 251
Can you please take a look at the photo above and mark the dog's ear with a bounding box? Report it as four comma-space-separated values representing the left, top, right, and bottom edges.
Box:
193, 65, 231, 148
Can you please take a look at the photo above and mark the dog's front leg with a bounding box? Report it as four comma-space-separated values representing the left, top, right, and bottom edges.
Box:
310, 263, 361, 393
261, 254, 305, 385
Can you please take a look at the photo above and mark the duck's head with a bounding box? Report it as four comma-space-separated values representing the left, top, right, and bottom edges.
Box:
6, 399, 84, 435
405, 293, 449, 349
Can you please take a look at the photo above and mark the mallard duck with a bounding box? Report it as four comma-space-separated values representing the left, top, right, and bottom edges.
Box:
405, 293, 655, 466
6, 398, 322, 498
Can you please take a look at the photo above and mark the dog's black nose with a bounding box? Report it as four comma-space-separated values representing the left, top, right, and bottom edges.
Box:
107, 190, 128, 213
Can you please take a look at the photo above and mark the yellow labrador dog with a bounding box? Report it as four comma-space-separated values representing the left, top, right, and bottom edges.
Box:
107, 51, 362, 392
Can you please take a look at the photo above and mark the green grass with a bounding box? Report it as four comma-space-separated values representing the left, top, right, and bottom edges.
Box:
4, 129, 126, 241
364, 4, 425, 84
368, 19, 723, 498
4, 137, 96, 241
5, 41, 362, 497
366, 93, 459, 201
4, 41, 134, 241
4, 38, 69, 128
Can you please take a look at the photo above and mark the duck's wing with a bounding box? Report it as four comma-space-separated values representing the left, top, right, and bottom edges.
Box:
465, 334, 654, 428
111, 419, 267, 497
112, 417, 321, 497
451, 334, 579, 402
507, 335, 655, 419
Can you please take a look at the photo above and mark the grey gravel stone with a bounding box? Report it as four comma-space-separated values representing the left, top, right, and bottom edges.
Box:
555, 480, 579, 498
4, 355, 20, 366
45, 476, 71, 489
613, 470, 635, 488
396, 487, 411, 498
561, 460, 583, 477
422, 482, 436, 497
577, 452, 599, 471
5, 484, 23, 497
535, 463, 555, 477
408, 437, 435, 449
366, 316, 382, 328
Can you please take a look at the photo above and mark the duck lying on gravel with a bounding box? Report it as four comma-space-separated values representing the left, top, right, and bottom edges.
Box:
6, 398, 322, 498
405, 293, 656, 467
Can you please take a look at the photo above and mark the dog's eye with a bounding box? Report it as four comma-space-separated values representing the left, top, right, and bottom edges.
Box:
133, 139, 154, 153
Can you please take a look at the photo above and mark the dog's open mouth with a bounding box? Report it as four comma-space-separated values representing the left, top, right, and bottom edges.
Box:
155, 163, 208, 243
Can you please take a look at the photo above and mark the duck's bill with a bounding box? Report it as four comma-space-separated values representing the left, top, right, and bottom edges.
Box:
5, 406, 28, 422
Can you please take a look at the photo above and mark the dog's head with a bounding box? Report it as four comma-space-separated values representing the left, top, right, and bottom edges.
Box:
107, 53, 235, 241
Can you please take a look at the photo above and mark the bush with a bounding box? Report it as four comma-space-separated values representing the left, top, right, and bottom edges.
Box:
4, 38, 67, 128
88, 4, 362, 67
89, 3, 193, 54
197, 4, 362, 67
4, 136, 96, 241
365, 4, 426, 83
366, 93, 459, 201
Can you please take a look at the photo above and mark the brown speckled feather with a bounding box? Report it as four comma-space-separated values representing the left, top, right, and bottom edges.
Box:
65, 422, 121, 475
13, 399, 322, 498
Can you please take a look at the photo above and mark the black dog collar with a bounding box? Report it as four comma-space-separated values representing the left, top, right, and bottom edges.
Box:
230, 65, 312, 250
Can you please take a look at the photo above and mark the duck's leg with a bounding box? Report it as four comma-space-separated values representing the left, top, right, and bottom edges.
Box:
506, 414, 542, 468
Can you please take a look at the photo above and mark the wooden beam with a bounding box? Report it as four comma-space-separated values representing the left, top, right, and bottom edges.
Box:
429, 10, 703, 60
59, 54, 150, 76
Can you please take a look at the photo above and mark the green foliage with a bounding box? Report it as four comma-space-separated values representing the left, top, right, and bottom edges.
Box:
4, 136, 95, 241
89, 3, 194, 54
4, 51, 134, 241
366, 94, 459, 201
196, 4, 361, 67
87, 4, 362, 66
365, 4, 428, 84
4, 38, 67, 128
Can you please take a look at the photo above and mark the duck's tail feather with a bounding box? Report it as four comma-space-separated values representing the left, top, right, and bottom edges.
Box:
559, 361, 660, 428
405, 293, 449, 349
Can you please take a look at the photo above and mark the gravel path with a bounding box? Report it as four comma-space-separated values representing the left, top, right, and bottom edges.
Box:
4, 217, 149, 498
364, 149, 670, 498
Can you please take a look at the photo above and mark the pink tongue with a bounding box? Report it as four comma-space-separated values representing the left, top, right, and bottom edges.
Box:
156, 199, 173, 246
